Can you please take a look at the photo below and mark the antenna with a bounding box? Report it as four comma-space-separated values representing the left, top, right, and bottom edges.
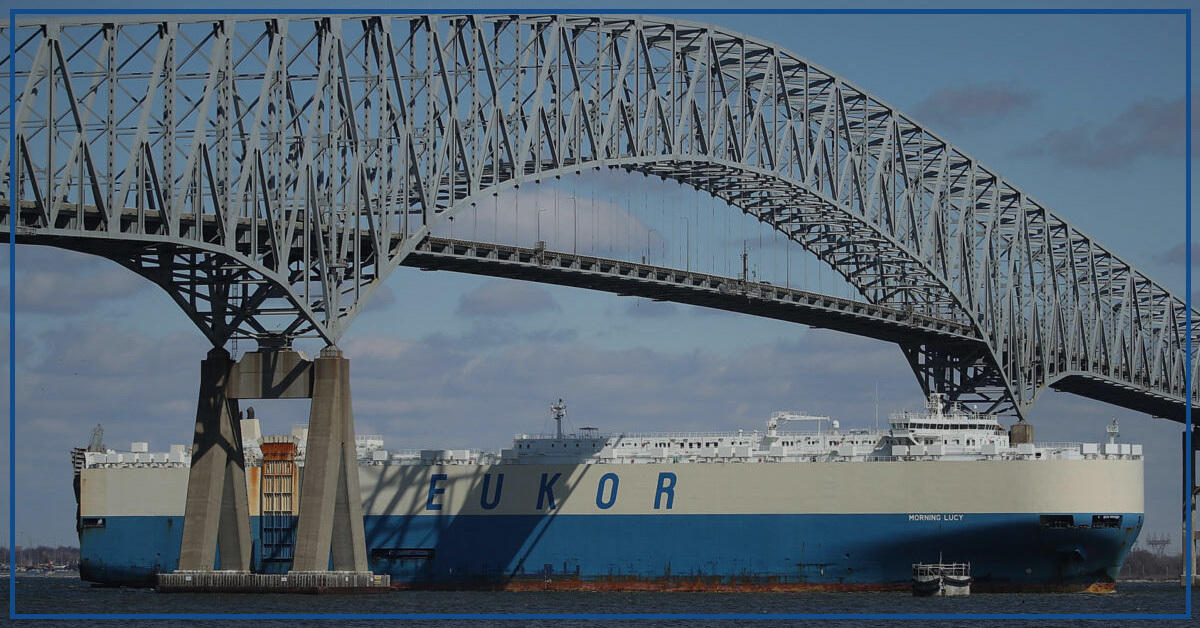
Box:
741, 241, 749, 283
874, 382, 879, 431
551, 399, 567, 440
1106, 417, 1120, 444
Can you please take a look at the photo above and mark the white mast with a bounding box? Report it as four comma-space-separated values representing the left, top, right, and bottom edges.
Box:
551, 399, 567, 440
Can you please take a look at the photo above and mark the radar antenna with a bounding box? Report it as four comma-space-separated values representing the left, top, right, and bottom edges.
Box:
1106, 417, 1120, 444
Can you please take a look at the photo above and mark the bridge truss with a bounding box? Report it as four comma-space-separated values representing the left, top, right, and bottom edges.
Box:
1, 14, 1194, 420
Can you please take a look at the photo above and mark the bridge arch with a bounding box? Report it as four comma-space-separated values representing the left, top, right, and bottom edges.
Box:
2, 14, 1194, 419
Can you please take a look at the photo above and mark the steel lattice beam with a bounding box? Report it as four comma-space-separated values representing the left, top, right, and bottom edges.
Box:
1, 14, 1195, 421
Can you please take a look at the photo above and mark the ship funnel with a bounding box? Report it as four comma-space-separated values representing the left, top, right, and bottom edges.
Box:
1009, 417, 1034, 445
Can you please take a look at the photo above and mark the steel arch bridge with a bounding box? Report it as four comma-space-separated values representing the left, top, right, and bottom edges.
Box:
1, 14, 1194, 421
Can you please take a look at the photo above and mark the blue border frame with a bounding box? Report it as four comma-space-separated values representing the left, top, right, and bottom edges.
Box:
5, 6, 1194, 621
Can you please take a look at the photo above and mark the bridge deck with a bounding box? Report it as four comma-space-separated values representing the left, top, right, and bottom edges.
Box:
406, 237, 982, 347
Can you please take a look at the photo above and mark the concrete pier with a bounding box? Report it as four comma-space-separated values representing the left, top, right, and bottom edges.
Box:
178, 348, 251, 571
158, 571, 390, 594
1186, 490, 1198, 587
168, 343, 378, 591
1188, 472, 1198, 586
292, 347, 368, 572
1186, 430, 1198, 587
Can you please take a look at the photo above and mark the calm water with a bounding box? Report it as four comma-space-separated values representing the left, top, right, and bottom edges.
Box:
3, 576, 1193, 626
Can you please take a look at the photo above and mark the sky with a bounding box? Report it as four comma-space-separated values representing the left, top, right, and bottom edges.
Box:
1, 0, 1196, 573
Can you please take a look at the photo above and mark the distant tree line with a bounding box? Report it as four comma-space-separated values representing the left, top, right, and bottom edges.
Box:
1120, 548, 1184, 581
0, 545, 81, 568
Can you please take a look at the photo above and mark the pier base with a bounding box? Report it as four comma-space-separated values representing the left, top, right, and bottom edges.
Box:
170, 343, 378, 591
157, 571, 390, 594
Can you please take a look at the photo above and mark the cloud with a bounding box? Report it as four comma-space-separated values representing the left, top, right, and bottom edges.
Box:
624, 299, 677, 318
423, 319, 579, 352
911, 80, 1036, 130
1162, 243, 1200, 267
456, 279, 559, 317
17, 321, 210, 416
335, 327, 926, 450
1016, 96, 1186, 170
0, 245, 149, 314
361, 283, 395, 313
430, 183, 653, 253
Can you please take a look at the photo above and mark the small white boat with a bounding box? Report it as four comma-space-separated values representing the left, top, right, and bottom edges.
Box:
912, 561, 971, 596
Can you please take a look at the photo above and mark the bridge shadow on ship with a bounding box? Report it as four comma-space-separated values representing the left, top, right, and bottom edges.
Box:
855, 513, 1141, 591
359, 463, 596, 588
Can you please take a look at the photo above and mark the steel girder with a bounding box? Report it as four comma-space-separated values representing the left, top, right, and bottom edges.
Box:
0, 14, 1194, 419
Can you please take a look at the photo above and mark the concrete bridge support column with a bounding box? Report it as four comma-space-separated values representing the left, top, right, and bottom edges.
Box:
291, 346, 368, 572
1189, 428, 1198, 586
1190, 489, 1198, 586
178, 347, 252, 572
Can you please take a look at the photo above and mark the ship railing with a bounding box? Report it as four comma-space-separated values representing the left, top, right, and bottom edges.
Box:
888, 410, 996, 423
1036, 442, 1084, 450
617, 431, 748, 439
86, 462, 189, 469
513, 432, 613, 440
1038, 442, 1142, 459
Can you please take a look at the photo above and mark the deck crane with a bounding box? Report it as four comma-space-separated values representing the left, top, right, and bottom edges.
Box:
766, 411, 833, 438
87, 424, 104, 452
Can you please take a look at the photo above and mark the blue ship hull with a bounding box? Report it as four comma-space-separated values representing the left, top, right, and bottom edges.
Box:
79, 512, 1141, 591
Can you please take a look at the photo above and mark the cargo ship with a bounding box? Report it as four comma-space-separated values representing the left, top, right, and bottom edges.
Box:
71, 394, 1143, 592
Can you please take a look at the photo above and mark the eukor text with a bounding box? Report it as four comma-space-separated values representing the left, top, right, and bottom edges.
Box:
424, 472, 678, 511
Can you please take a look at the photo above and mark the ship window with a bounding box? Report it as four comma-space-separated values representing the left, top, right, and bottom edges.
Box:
371, 548, 435, 560
1040, 515, 1074, 529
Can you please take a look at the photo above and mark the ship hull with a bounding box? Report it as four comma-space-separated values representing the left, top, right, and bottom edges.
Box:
79, 511, 1139, 592
77, 459, 1143, 592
